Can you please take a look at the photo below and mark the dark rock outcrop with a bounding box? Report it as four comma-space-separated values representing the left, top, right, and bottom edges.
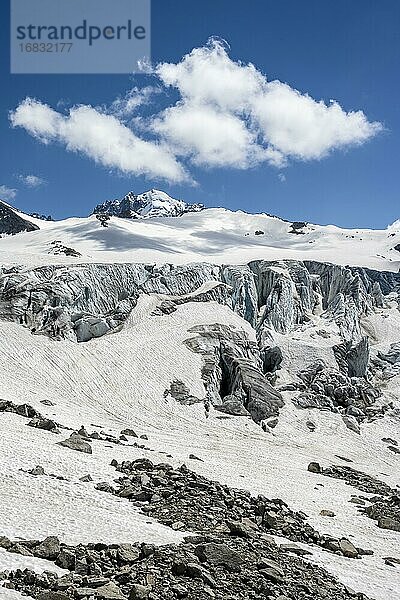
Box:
0, 201, 39, 235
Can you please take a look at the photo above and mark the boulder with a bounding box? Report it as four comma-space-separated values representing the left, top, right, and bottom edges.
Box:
279, 543, 312, 556
58, 433, 92, 454
194, 542, 242, 572
257, 557, 285, 582
28, 417, 59, 433
342, 416, 360, 434
378, 517, 400, 532
307, 462, 321, 474
116, 543, 140, 563
29, 465, 45, 476
339, 538, 358, 558
33, 536, 60, 560
129, 584, 151, 600
320, 510, 335, 517
120, 429, 138, 437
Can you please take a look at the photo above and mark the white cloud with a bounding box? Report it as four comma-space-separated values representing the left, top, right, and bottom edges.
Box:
252, 81, 382, 160
278, 173, 286, 183
153, 102, 265, 168
156, 40, 263, 112
110, 86, 160, 118
0, 185, 17, 201
10, 40, 382, 182
10, 98, 189, 183
154, 39, 382, 168
18, 174, 46, 188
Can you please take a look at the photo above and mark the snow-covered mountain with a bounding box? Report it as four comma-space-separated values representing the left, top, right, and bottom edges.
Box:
0, 194, 399, 600
0, 198, 398, 271
92, 189, 205, 219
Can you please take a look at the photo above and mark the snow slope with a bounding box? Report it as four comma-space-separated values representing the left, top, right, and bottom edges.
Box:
0, 204, 399, 271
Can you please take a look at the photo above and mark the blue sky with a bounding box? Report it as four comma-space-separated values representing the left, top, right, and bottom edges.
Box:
0, 0, 399, 227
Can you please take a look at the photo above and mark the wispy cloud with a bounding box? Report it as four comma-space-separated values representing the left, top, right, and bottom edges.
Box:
109, 86, 161, 118
0, 185, 17, 201
10, 39, 383, 184
17, 174, 46, 188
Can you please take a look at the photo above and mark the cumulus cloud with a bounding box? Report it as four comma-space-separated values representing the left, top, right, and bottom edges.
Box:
10, 40, 382, 183
153, 103, 265, 168
0, 185, 17, 201
155, 39, 382, 168
10, 98, 189, 183
18, 174, 46, 188
251, 81, 381, 160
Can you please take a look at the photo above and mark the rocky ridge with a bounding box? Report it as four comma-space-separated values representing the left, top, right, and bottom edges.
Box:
92, 190, 204, 220
0, 201, 39, 235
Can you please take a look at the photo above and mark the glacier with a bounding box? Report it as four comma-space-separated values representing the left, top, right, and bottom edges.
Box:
0, 198, 399, 600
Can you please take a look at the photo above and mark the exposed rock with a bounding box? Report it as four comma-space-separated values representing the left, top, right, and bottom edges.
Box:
164, 380, 201, 405
194, 542, 242, 572
0, 201, 39, 235
120, 429, 138, 438
116, 544, 140, 563
320, 510, 335, 517
29, 465, 45, 476
48, 241, 81, 258
339, 539, 359, 559
377, 516, 400, 532
33, 536, 60, 560
307, 462, 321, 474
28, 417, 60, 433
129, 584, 151, 600
93, 189, 204, 220
342, 415, 360, 434
289, 222, 307, 234
58, 433, 92, 454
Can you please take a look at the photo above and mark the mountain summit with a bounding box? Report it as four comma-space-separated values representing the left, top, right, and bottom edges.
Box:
92, 189, 205, 219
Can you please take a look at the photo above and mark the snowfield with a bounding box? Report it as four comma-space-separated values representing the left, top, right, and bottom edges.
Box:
0, 207, 398, 271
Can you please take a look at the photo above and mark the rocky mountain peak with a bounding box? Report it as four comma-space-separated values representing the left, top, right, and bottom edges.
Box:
92, 189, 205, 219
